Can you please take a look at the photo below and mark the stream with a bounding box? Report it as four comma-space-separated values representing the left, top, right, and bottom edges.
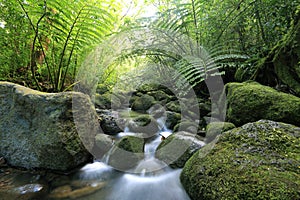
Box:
71, 127, 190, 200
0, 115, 191, 200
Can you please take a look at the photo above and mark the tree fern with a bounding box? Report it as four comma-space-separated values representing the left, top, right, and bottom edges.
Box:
17, 0, 119, 92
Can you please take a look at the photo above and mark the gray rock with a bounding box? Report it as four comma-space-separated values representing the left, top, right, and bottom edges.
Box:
97, 109, 124, 135
94, 133, 114, 159
156, 131, 205, 168
0, 82, 97, 171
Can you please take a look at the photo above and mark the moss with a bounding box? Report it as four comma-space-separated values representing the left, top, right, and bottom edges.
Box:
108, 136, 144, 170
181, 120, 300, 200
126, 114, 159, 137
166, 101, 181, 113
94, 93, 111, 109
156, 131, 205, 168
205, 122, 236, 143
173, 120, 198, 134
226, 81, 300, 127
96, 83, 110, 94
117, 136, 144, 153
131, 94, 156, 113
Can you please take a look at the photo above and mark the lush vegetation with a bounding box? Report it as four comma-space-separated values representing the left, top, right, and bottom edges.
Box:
0, 0, 299, 93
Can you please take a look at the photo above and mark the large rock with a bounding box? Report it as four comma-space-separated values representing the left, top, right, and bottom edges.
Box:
181, 120, 300, 200
94, 133, 114, 159
156, 131, 205, 168
0, 82, 97, 171
226, 81, 300, 126
205, 122, 235, 143
126, 115, 160, 138
108, 136, 144, 171
131, 94, 156, 113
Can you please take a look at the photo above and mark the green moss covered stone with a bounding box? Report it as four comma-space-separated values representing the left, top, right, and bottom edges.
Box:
226, 81, 300, 126
181, 120, 300, 200
108, 136, 144, 171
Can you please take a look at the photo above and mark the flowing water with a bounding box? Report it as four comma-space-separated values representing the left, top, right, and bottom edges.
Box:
0, 114, 191, 200
70, 119, 190, 200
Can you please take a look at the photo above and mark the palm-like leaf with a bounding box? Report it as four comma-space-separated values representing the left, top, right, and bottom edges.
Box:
17, 0, 119, 91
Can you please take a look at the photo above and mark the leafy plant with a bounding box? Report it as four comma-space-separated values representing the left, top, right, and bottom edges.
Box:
15, 0, 119, 92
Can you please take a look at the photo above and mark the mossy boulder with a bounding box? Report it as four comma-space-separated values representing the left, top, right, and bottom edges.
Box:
0, 82, 96, 171
94, 133, 114, 159
173, 120, 198, 134
205, 122, 236, 143
226, 81, 300, 126
165, 111, 181, 130
136, 83, 173, 95
156, 131, 205, 168
126, 115, 160, 138
131, 94, 156, 113
94, 93, 111, 109
166, 101, 181, 113
181, 120, 300, 200
108, 136, 144, 171
96, 83, 110, 94
147, 90, 171, 102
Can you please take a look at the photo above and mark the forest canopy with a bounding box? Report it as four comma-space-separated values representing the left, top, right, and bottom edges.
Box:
0, 0, 299, 94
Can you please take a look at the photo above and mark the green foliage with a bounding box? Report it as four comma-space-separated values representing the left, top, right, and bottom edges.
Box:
0, 1, 31, 82
1, 0, 119, 92
1, 0, 299, 92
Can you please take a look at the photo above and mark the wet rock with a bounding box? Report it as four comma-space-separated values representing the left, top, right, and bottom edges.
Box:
94, 93, 112, 109
226, 81, 300, 126
97, 109, 124, 135
48, 182, 105, 199
165, 111, 181, 130
108, 136, 144, 171
131, 94, 156, 113
173, 120, 198, 134
181, 120, 300, 200
147, 104, 167, 118
205, 122, 235, 143
0, 82, 96, 171
166, 101, 181, 113
126, 115, 160, 138
148, 90, 171, 102
136, 83, 173, 95
156, 131, 205, 168
94, 134, 114, 158
0, 183, 47, 200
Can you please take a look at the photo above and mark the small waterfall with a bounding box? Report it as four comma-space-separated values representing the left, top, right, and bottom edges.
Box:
72, 109, 190, 200
77, 162, 113, 181
144, 135, 161, 159
101, 145, 115, 165
156, 115, 171, 132
106, 169, 190, 200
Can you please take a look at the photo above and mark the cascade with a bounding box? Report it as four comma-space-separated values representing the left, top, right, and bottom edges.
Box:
73, 112, 190, 200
